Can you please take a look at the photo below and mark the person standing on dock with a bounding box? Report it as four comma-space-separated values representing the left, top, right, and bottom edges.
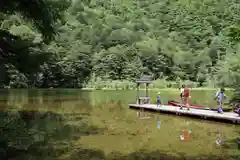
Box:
235, 103, 240, 116
215, 88, 226, 114
157, 92, 162, 107
180, 86, 184, 109
180, 84, 191, 110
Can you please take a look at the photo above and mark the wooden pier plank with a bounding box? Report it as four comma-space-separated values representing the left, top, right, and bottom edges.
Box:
129, 104, 240, 123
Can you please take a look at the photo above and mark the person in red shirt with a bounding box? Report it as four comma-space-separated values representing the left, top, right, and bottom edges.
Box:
180, 84, 191, 110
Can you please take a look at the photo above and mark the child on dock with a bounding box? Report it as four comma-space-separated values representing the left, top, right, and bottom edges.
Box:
157, 92, 161, 107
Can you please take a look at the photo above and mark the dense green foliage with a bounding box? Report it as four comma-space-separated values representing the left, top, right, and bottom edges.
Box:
1, 0, 240, 157
1, 0, 240, 92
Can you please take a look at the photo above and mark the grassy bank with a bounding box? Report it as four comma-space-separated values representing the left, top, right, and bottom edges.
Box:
83, 78, 232, 91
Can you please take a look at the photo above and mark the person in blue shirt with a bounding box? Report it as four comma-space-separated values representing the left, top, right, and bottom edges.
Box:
157, 96, 161, 107
156, 92, 161, 107
214, 88, 227, 113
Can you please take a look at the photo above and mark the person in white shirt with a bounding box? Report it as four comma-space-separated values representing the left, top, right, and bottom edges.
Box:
214, 88, 226, 113
180, 85, 185, 109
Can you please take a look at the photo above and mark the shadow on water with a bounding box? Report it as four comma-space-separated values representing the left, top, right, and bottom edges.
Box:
0, 89, 239, 160
0, 110, 104, 160
0, 110, 235, 160
221, 128, 240, 159
57, 149, 228, 160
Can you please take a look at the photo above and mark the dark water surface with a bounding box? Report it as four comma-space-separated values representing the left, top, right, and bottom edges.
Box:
0, 89, 239, 160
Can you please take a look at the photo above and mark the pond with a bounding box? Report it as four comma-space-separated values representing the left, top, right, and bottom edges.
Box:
1, 89, 239, 160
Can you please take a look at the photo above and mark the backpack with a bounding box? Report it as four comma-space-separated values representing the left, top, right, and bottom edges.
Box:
184, 88, 190, 97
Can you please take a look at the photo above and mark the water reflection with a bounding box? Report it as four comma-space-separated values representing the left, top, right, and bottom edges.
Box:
1, 109, 105, 159
0, 89, 239, 159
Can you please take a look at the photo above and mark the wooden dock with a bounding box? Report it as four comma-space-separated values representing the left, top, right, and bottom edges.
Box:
129, 104, 240, 124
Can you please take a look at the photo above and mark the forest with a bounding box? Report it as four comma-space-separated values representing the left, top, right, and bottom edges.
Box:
1, 0, 240, 91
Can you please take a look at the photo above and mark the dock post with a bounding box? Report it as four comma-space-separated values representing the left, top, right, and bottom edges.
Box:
146, 83, 149, 97
137, 83, 140, 104
146, 83, 150, 104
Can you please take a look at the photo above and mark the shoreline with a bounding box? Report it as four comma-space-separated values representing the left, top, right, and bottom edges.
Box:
81, 87, 233, 91
0, 88, 233, 91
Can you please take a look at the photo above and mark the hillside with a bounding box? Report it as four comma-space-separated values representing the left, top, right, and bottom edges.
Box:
1, 0, 240, 89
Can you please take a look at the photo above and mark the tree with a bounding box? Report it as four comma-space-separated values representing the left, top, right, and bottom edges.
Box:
0, 0, 71, 88
0, 0, 71, 41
